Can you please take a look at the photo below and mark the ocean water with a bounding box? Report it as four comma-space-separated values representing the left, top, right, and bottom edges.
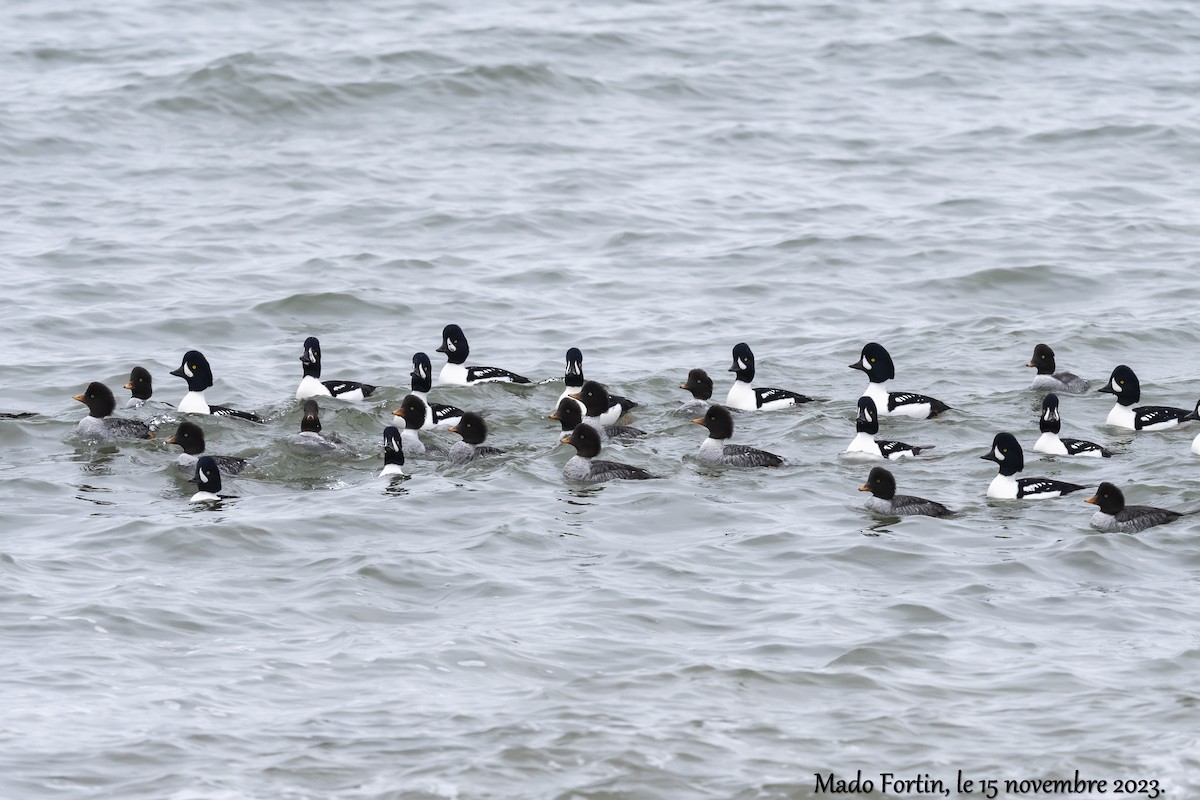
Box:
2, 0, 1200, 797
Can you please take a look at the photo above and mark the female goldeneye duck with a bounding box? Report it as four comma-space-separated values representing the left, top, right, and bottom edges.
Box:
391, 395, 447, 456
165, 420, 248, 475
295, 336, 377, 401
980, 432, 1089, 500
850, 342, 950, 419
678, 367, 713, 415
169, 350, 262, 422
569, 381, 647, 441
290, 398, 351, 453
557, 347, 638, 424
725, 342, 813, 411
379, 426, 406, 477
74, 382, 154, 441
1085, 482, 1194, 533
1033, 393, 1113, 457
409, 352, 464, 428
859, 466, 952, 518
124, 366, 154, 408
560, 423, 657, 484
844, 396, 935, 460
435, 324, 531, 386
1097, 364, 1191, 431
189, 456, 227, 503
447, 412, 505, 465
692, 405, 784, 467
1026, 343, 1089, 393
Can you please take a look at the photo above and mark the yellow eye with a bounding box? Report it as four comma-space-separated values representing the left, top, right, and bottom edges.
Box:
870, 358, 876, 363
189, 364, 196, 371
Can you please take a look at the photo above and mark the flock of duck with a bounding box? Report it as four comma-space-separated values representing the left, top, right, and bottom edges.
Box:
70, 325, 1200, 533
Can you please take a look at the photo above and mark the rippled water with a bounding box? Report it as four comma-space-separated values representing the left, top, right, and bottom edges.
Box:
3, 0, 1200, 797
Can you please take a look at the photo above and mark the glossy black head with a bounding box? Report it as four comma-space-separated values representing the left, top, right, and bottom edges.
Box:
1085, 482, 1124, 515
436, 324, 469, 364
169, 350, 215, 391
980, 432, 1024, 475
694, 405, 734, 440
194, 455, 222, 494
564, 347, 584, 388
562, 422, 602, 458
859, 466, 897, 500
300, 399, 322, 433
572, 380, 611, 418
166, 421, 206, 455
410, 352, 433, 392
728, 343, 756, 382
300, 337, 322, 378
1027, 343, 1056, 374
855, 396, 880, 435
1186, 398, 1200, 422
550, 396, 583, 432
74, 382, 116, 418
849, 342, 895, 383
1039, 393, 1062, 434
680, 368, 713, 400
394, 394, 428, 429
383, 426, 405, 466
125, 366, 153, 400
1097, 365, 1140, 404
450, 411, 489, 445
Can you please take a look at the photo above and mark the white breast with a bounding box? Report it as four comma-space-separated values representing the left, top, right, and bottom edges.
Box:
178, 391, 210, 414
296, 375, 332, 400
1032, 432, 1067, 455
987, 474, 1019, 500
379, 463, 405, 477
844, 432, 881, 458
861, 383, 891, 414
439, 363, 469, 386
189, 490, 220, 503
1106, 403, 1135, 429
697, 437, 725, 462
725, 381, 757, 411
1191, 434, 1200, 456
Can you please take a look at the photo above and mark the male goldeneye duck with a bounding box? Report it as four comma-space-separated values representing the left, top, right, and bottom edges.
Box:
557, 348, 637, 424
409, 352, 464, 428
843, 396, 934, 460
560, 423, 657, 483
692, 405, 783, 467
1033, 393, 1112, 457
189, 455, 227, 503
1097, 365, 1191, 431
725, 342, 813, 411
379, 426, 406, 477
1085, 482, 1193, 533
980, 432, 1089, 500
74, 382, 155, 441
447, 412, 505, 465
850, 342, 950, 419
290, 399, 350, 453
169, 350, 262, 422
1026, 343, 1089, 393
678, 368, 713, 415
569, 381, 647, 441
124, 366, 154, 408
391, 395, 447, 456
296, 336, 377, 401
859, 466, 952, 518
165, 420, 248, 475
1187, 402, 1200, 455
435, 324, 531, 386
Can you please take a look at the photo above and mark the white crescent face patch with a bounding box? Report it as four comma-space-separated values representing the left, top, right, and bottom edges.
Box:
993, 446, 1005, 461
863, 408, 875, 423
1110, 378, 1120, 392
183, 363, 194, 379
446, 340, 458, 353
198, 469, 209, 484
306, 349, 316, 362
861, 356, 870, 370
738, 358, 748, 370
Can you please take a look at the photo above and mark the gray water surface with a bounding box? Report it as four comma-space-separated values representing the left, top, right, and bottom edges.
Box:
3, 1, 1200, 797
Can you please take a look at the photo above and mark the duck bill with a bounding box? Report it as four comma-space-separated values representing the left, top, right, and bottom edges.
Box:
1084, 495, 1097, 505
123, 381, 134, 389
980, 452, 1000, 463
72, 394, 85, 403
560, 436, 572, 445
165, 435, 178, 445
1096, 385, 1116, 395
392, 409, 405, 418
1024, 361, 1035, 368
448, 426, 458, 434
548, 412, 559, 420
691, 418, 705, 425
858, 485, 871, 492
169, 367, 184, 378
848, 362, 866, 371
